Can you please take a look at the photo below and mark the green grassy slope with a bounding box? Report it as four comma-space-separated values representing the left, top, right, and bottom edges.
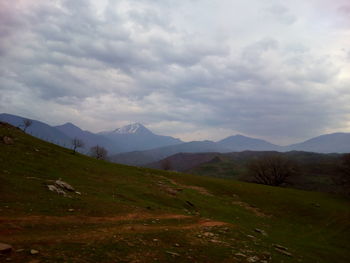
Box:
186, 152, 343, 193
1, 122, 350, 263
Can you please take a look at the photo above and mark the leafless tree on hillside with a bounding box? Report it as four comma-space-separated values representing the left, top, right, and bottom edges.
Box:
161, 158, 172, 170
90, 145, 108, 160
71, 138, 85, 154
247, 155, 298, 186
22, 119, 32, 133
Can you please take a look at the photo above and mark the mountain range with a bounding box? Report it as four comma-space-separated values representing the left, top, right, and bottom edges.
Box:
0, 113, 182, 154
1, 113, 349, 165
110, 133, 350, 166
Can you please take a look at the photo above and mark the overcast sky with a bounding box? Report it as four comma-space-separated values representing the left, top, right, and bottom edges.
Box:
1, 0, 349, 145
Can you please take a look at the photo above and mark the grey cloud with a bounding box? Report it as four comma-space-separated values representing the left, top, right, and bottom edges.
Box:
265, 4, 297, 25
0, 0, 349, 144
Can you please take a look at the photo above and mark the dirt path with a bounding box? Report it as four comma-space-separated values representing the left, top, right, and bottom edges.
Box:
0, 212, 191, 224
0, 213, 230, 243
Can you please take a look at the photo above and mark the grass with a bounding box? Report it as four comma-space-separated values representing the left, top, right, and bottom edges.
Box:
1, 122, 350, 262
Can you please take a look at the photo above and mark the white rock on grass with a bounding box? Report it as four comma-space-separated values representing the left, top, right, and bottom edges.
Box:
55, 179, 75, 192
30, 249, 39, 255
47, 185, 66, 196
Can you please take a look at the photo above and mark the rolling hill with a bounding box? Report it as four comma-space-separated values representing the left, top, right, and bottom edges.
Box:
217, 134, 282, 151
148, 151, 343, 193
288, 133, 350, 153
1, 121, 350, 262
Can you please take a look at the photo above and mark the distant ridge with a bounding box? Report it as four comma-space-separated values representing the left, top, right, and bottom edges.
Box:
287, 133, 350, 153
110, 133, 350, 166
1, 113, 349, 161
55, 122, 120, 154
0, 113, 71, 146
217, 134, 282, 151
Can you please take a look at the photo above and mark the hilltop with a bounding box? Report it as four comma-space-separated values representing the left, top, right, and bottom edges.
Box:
0, 122, 350, 262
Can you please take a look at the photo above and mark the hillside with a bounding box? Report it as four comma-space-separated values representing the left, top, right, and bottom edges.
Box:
149, 151, 343, 193
1, 122, 350, 262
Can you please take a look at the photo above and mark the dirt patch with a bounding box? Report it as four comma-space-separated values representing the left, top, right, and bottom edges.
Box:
231, 201, 270, 218
0, 213, 191, 225
164, 177, 212, 196
0, 213, 231, 243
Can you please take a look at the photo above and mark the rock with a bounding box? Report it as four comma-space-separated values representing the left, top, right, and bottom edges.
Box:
55, 179, 75, 192
174, 243, 180, 247
2, 136, 14, 145
47, 185, 66, 196
30, 249, 39, 255
247, 256, 260, 262
75, 191, 81, 195
68, 209, 75, 212
165, 251, 180, 257
274, 248, 293, 257
153, 239, 159, 242
273, 244, 288, 251
254, 228, 268, 236
0, 243, 12, 254
261, 251, 271, 260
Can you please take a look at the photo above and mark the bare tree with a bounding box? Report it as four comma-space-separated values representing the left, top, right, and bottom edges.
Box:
160, 158, 172, 171
90, 145, 108, 160
71, 138, 85, 154
247, 155, 298, 186
22, 119, 33, 133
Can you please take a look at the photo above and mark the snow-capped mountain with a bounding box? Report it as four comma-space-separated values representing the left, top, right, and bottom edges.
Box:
99, 123, 183, 152
113, 123, 151, 135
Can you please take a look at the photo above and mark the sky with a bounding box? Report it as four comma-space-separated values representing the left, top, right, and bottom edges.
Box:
0, 0, 349, 145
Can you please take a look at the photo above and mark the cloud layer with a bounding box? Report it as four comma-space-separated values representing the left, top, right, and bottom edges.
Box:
1, 0, 349, 144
